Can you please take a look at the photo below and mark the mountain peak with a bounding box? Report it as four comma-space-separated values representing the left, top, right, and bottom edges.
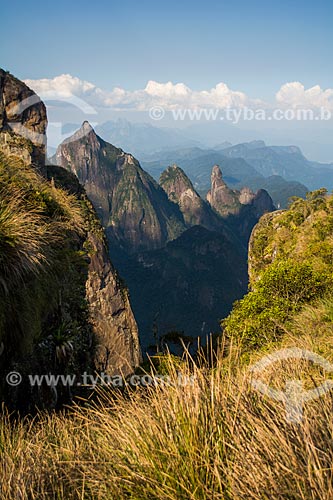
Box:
0, 68, 47, 166
56, 130, 185, 252
81, 120, 93, 132
247, 140, 266, 149
211, 164, 222, 179
62, 121, 99, 146
160, 164, 223, 230
207, 165, 240, 216
160, 164, 194, 196
211, 165, 227, 190
78, 120, 97, 139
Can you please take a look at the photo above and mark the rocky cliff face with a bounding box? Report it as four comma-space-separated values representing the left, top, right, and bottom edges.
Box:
159, 164, 222, 230
56, 135, 275, 353
56, 124, 186, 253
0, 69, 47, 166
44, 165, 142, 377
206, 164, 275, 242
0, 71, 141, 410
85, 231, 141, 375
207, 165, 242, 216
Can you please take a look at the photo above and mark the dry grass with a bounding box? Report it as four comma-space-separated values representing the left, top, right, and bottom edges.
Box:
1, 153, 333, 498
0, 153, 85, 292
1, 338, 333, 500
0, 191, 52, 290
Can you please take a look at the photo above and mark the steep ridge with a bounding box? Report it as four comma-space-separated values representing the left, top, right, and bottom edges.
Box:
159, 164, 222, 230
0, 70, 141, 410
56, 126, 276, 353
141, 147, 310, 208
56, 123, 186, 253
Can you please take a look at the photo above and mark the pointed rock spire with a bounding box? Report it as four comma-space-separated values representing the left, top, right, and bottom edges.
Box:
211, 164, 223, 181
207, 165, 240, 215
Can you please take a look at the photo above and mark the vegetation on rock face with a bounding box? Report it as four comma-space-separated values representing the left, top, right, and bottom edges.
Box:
0, 149, 141, 410
159, 164, 193, 202
0, 151, 86, 316
3, 70, 333, 500
0, 152, 94, 409
1, 192, 333, 497
223, 259, 332, 348
224, 189, 333, 350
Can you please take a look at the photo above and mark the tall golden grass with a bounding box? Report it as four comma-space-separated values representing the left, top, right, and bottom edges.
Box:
1, 332, 333, 500
0, 191, 51, 290
1, 153, 333, 499
0, 153, 85, 292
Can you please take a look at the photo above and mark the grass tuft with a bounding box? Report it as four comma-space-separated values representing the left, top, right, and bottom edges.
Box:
1, 335, 333, 499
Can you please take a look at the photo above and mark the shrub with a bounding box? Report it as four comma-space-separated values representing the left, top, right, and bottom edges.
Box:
223, 260, 332, 348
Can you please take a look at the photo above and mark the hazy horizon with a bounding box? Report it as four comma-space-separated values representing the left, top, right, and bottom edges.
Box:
2, 0, 333, 162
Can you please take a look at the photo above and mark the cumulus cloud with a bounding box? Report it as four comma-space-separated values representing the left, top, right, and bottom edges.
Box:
25, 74, 96, 97
24, 74, 259, 111
276, 82, 333, 110
24, 74, 333, 112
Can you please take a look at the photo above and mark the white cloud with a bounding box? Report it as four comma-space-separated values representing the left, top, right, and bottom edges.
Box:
24, 74, 258, 111
24, 74, 333, 112
276, 82, 333, 110
145, 80, 190, 98
25, 74, 96, 98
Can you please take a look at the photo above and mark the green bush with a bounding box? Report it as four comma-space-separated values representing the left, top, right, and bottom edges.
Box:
223, 260, 332, 348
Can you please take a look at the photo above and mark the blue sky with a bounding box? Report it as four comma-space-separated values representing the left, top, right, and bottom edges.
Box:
2, 0, 333, 162
2, 0, 332, 99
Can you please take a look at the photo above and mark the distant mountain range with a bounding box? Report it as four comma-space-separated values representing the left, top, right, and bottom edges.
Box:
53, 120, 333, 352
50, 120, 333, 209
141, 141, 333, 208
48, 118, 333, 162
221, 141, 333, 189
56, 123, 274, 352
95, 119, 201, 155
